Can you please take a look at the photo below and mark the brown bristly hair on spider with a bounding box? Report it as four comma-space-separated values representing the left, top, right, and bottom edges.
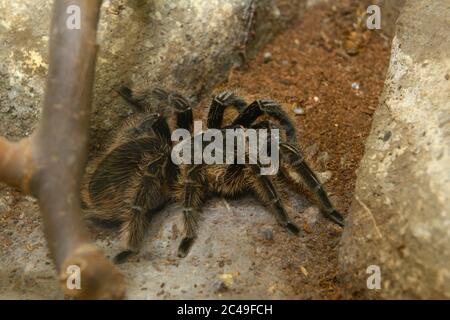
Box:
82, 87, 344, 263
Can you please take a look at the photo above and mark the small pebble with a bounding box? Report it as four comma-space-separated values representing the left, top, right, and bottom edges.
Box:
299, 266, 309, 277
263, 52, 272, 63
317, 171, 333, 184
260, 227, 274, 241
282, 60, 289, 65
211, 279, 228, 293
303, 206, 320, 226
293, 106, 305, 115
313, 96, 319, 102
351, 82, 360, 90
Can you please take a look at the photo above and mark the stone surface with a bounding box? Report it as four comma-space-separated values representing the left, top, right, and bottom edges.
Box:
0, 186, 343, 299
339, 0, 450, 299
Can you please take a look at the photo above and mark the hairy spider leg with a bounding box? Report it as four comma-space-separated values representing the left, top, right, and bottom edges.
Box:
177, 164, 207, 257
207, 91, 247, 129
230, 99, 297, 144
152, 88, 194, 132
116, 85, 146, 112
248, 162, 301, 234
280, 142, 345, 227
248, 119, 344, 227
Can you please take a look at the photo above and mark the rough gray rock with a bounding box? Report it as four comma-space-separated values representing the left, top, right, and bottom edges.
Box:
0, 0, 308, 147
339, 0, 450, 299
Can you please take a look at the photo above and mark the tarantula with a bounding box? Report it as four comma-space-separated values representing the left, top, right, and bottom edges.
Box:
82, 87, 344, 263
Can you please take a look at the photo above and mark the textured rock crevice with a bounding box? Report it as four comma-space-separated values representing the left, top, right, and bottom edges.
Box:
339, 0, 450, 299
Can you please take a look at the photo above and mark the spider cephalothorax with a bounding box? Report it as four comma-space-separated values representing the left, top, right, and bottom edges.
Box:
82, 87, 344, 263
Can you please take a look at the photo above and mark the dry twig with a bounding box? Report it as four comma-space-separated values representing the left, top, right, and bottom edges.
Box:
0, 0, 124, 299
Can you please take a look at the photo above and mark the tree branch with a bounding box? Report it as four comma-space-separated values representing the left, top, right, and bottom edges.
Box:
0, 0, 124, 299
